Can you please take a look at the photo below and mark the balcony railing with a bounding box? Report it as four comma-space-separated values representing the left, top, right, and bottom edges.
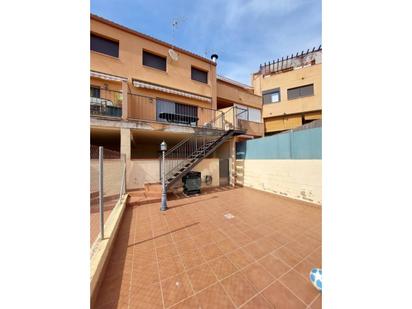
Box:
90, 89, 123, 118
127, 92, 225, 130
91, 88, 252, 132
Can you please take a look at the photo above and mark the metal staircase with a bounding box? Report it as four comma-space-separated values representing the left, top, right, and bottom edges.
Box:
160, 106, 247, 189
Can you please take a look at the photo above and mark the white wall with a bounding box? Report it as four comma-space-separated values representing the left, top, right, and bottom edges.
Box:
236, 159, 322, 205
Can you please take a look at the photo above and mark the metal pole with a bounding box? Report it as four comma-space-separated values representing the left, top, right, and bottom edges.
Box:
99, 146, 104, 240
119, 154, 126, 199
160, 141, 168, 211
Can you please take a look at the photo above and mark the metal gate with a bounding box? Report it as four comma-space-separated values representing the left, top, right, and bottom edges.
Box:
219, 159, 229, 186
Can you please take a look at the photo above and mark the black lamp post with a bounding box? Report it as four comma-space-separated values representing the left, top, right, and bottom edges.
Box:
160, 141, 168, 211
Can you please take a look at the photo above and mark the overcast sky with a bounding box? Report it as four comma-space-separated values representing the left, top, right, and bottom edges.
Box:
91, 0, 321, 85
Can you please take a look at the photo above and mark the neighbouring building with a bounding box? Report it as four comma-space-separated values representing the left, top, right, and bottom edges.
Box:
252, 46, 322, 135
90, 14, 263, 193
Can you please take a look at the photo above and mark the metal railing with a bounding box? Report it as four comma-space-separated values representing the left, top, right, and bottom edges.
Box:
160, 129, 225, 185
90, 89, 123, 117
222, 106, 249, 131
90, 147, 126, 247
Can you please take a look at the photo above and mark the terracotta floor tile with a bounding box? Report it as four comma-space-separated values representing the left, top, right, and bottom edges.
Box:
169, 295, 200, 309
243, 228, 264, 241
216, 238, 239, 254
158, 255, 185, 280
171, 228, 191, 242
244, 241, 268, 260
259, 255, 291, 279
272, 247, 303, 268
284, 241, 314, 258
95, 188, 321, 308
221, 272, 258, 307
262, 281, 306, 309
199, 243, 224, 261
309, 294, 322, 309
267, 232, 292, 245
154, 234, 173, 248
128, 282, 163, 309
156, 243, 179, 260
208, 256, 238, 280
210, 229, 228, 242
294, 258, 317, 280
306, 247, 322, 266
279, 270, 320, 305
180, 248, 206, 270
242, 262, 275, 291
174, 238, 197, 253
161, 273, 193, 308
131, 263, 159, 287
226, 248, 255, 269
241, 293, 273, 309
186, 262, 217, 292
196, 283, 235, 309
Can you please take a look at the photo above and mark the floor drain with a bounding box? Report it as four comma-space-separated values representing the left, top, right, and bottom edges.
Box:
224, 213, 235, 219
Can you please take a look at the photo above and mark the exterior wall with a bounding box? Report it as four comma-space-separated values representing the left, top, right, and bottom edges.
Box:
252, 63, 322, 133
91, 16, 217, 109
125, 158, 219, 189
90, 159, 122, 196
217, 80, 262, 109
236, 159, 322, 205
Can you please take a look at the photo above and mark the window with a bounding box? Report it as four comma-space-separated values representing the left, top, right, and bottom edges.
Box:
262, 88, 280, 104
143, 51, 167, 71
235, 104, 262, 123
156, 99, 198, 126
90, 34, 119, 58
248, 108, 262, 123
287, 84, 314, 100
191, 67, 208, 83
90, 86, 100, 98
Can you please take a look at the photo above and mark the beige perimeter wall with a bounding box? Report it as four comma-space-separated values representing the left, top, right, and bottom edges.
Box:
236, 159, 321, 205
91, 159, 122, 196
125, 158, 220, 190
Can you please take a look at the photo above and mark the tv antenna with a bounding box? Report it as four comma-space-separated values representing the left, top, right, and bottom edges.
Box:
169, 16, 186, 61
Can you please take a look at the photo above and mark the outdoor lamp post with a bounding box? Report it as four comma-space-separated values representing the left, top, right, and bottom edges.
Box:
160, 141, 168, 211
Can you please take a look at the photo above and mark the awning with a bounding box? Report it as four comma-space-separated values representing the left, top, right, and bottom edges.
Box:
133, 80, 212, 103
90, 70, 128, 82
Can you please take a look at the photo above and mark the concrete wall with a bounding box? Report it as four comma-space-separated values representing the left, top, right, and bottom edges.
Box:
90, 159, 122, 196
125, 158, 220, 190
236, 159, 321, 205
91, 15, 217, 109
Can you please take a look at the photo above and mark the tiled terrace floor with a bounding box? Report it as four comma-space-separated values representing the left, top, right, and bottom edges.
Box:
94, 187, 322, 309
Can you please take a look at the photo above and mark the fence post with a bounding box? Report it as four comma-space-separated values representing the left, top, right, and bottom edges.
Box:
99, 146, 104, 240
119, 154, 126, 199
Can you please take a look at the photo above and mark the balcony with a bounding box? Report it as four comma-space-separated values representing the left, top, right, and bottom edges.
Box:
90, 88, 263, 136
90, 89, 123, 118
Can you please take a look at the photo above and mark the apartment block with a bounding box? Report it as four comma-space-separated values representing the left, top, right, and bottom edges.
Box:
252, 47, 322, 135
90, 14, 263, 192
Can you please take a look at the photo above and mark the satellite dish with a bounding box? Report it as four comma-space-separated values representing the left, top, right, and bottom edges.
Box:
168, 49, 179, 61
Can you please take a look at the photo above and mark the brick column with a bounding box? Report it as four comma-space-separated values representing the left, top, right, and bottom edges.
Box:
121, 81, 128, 120
120, 128, 131, 161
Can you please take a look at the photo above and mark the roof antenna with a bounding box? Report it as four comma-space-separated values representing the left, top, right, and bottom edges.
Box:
169, 17, 185, 61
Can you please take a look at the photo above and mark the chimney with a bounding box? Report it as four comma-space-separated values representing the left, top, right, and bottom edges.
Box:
211, 54, 218, 63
